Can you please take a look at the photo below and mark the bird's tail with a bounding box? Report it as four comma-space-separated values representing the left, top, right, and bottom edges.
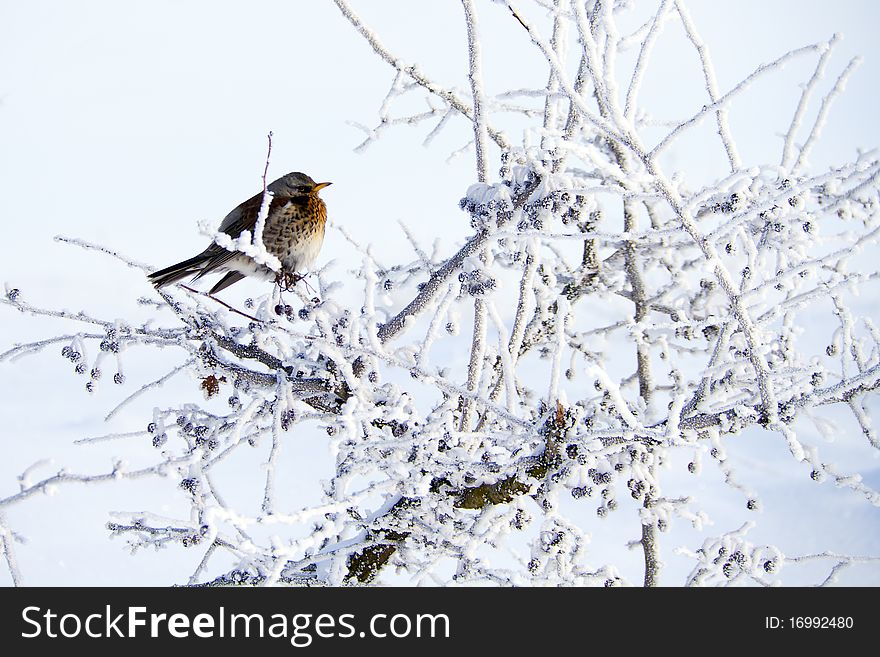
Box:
147, 253, 211, 289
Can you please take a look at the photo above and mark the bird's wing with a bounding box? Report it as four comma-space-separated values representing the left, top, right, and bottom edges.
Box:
190, 244, 236, 280
208, 270, 247, 294
191, 191, 295, 279
217, 191, 294, 237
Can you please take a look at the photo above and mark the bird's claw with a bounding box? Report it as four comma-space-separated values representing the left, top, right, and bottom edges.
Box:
275, 271, 303, 292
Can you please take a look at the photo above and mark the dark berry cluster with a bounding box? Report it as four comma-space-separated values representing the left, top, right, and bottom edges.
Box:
458, 269, 496, 296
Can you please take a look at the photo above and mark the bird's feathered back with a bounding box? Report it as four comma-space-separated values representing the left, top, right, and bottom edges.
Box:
217, 172, 317, 235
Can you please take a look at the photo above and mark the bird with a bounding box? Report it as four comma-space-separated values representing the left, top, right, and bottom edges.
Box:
148, 171, 331, 294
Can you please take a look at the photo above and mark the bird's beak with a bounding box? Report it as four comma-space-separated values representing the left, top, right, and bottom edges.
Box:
313, 182, 332, 192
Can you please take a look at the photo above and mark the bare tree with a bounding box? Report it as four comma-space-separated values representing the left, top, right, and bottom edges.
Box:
2, 0, 879, 586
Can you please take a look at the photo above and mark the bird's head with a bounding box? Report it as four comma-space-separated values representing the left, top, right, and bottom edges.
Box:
269, 171, 332, 196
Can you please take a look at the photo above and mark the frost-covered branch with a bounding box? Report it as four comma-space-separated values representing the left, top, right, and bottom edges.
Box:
461, 0, 491, 183
332, 0, 510, 150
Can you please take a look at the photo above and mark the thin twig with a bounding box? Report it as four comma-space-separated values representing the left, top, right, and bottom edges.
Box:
262, 130, 274, 191
332, 0, 509, 150
179, 285, 265, 324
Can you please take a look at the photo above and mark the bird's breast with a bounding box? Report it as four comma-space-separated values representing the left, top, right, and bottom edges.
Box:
261, 194, 326, 272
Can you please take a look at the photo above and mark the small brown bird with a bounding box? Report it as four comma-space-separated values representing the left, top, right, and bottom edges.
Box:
149, 171, 331, 294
